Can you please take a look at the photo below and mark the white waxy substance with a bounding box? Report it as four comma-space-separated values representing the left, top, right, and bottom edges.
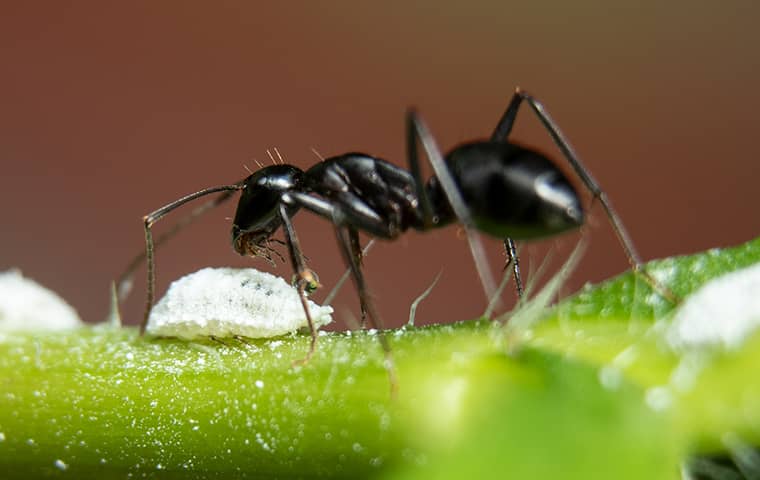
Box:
146, 267, 333, 339
667, 262, 760, 351
0, 269, 82, 331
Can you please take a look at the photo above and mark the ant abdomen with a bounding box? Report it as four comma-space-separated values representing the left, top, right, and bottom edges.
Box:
439, 142, 584, 239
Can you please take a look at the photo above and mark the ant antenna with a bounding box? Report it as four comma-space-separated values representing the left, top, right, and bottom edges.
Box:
141, 183, 246, 333
116, 185, 244, 303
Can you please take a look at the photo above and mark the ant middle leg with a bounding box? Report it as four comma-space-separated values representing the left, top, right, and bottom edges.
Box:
503, 238, 524, 299
333, 225, 397, 395
323, 239, 376, 306
492, 88, 678, 303
347, 228, 369, 327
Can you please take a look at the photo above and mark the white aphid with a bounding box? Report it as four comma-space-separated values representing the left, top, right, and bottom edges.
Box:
0, 269, 82, 331
146, 267, 333, 339
667, 262, 760, 351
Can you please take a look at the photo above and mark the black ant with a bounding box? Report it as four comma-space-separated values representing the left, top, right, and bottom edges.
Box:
118, 88, 674, 380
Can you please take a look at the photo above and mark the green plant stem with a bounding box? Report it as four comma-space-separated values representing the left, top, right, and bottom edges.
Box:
5, 237, 760, 478
0, 322, 487, 478
0, 322, 672, 479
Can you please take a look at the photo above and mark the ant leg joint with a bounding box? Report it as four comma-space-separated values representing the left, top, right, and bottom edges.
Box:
293, 268, 321, 295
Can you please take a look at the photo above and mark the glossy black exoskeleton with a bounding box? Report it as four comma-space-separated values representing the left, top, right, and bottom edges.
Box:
120, 88, 670, 383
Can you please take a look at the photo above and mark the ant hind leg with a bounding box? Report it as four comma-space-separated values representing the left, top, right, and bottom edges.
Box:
492, 88, 678, 303
333, 225, 397, 396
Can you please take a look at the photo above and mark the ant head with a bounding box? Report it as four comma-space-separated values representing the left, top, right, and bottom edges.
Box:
231, 165, 304, 260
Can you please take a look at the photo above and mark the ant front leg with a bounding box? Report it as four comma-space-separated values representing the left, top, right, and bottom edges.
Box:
406, 110, 500, 309
279, 193, 388, 334
492, 88, 678, 303
277, 203, 320, 364
140, 184, 244, 334
281, 192, 398, 393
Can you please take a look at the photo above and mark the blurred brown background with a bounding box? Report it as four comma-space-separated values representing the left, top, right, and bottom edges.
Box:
1, 1, 758, 329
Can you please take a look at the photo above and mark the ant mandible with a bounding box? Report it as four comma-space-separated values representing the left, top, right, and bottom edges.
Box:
119, 87, 673, 372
